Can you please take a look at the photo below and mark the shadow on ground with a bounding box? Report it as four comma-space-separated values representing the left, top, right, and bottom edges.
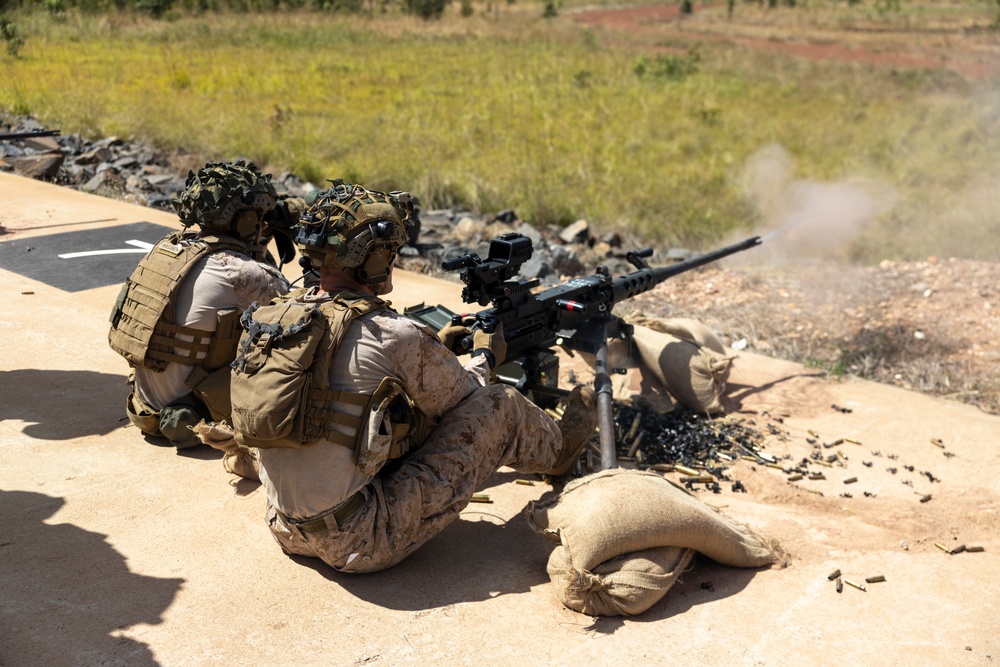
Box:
289, 504, 554, 611
285, 474, 766, 628
0, 489, 184, 667
0, 369, 130, 440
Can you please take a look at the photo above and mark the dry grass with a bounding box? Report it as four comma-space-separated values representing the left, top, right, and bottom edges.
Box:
2, 6, 999, 259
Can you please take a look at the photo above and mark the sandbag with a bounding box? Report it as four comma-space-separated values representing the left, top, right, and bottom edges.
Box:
527, 468, 775, 573
624, 312, 728, 356
631, 323, 732, 414
547, 544, 694, 617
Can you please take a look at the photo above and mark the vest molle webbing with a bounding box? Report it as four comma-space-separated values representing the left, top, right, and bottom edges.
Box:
108, 232, 251, 372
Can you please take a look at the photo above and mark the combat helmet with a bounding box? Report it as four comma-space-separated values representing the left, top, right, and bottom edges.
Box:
174, 160, 277, 242
295, 179, 414, 287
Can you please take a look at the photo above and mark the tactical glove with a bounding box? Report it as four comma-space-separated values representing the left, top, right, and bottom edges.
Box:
436, 315, 476, 355
264, 195, 306, 231
472, 321, 507, 369
264, 195, 306, 265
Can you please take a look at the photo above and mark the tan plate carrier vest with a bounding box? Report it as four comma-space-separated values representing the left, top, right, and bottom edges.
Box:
230, 290, 428, 476
108, 232, 249, 373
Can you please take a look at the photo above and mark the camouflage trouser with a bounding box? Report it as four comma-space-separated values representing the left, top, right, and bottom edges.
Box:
266, 383, 562, 573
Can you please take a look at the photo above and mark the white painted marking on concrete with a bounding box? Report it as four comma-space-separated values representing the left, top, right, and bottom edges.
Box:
58, 239, 154, 259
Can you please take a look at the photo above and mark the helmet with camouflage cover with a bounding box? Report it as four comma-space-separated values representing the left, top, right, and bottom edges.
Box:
295, 179, 414, 287
174, 160, 277, 242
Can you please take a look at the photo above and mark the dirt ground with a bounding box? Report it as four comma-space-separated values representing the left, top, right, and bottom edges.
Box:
570, 3, 1000, 80
2, 172, 998, 666
624, 255, 1000, 415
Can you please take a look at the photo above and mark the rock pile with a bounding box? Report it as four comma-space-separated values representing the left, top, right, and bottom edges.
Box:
0, 115, 314, 212
1, 114, 663, 285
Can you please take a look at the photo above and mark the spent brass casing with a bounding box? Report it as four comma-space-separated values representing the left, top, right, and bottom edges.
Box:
688, 475, 716, 483
627, 433, 644, 458
515, 479, 535, 486
649, 463, 675, 472
930, 438, 945, 448
809, 473, 826, 480
920, 494, 932, 503
934, 542, 952, 554
843, 477, 858, 484
843, 578, 867, 591
675, 465, 700, 476
951, 545, 966, 554
835, 577, 843, 593
966, 546, 985, 553
787, 474, 803, 482
844, 437, 862, 445
827, 568, 842, 581
625, 414, 642, 442
470, 494, 492, 503
865, 575, 886, 584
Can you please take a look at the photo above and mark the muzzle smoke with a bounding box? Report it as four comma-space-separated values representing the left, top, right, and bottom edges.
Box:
737, 144, 893, 264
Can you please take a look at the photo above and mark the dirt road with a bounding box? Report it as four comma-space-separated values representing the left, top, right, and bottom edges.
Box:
571, 4, 1000, 80
1, 172, 996, 666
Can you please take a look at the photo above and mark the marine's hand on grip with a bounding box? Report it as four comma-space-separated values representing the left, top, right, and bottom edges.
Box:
472, 320, 506, 369
436, 315, 477, 355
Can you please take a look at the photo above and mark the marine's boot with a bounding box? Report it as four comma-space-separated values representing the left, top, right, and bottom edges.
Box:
222, 449, 260, 482
192, 420, 261, 482
541, 385, 598, 476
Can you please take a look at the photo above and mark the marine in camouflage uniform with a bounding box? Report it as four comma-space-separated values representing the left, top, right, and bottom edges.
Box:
108, 161, 299, 449
199, 180, 597, 573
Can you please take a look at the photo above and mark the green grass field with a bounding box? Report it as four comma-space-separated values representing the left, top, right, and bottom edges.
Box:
2, 4, 998, 260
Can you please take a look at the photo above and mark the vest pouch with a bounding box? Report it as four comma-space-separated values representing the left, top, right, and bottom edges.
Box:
203, 308, 242, 371
126, 390, 162, 437
190, 365, 233, 423
109, 278, 131, 328
231, 301, 327, 449
356, 377, 418, 476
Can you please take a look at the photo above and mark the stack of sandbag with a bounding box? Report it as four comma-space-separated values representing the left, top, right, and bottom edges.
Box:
621, 312, 734, 414
526, 469, 778, 616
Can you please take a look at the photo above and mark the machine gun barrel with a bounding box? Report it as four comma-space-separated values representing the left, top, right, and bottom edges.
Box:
612, 235, 762, 303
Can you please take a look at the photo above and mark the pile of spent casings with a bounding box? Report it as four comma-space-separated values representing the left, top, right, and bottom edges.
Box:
606, 403, 767, 493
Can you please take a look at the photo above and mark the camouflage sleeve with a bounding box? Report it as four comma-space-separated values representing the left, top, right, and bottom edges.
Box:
365, 314, 491, 421
215, 251, 291, 309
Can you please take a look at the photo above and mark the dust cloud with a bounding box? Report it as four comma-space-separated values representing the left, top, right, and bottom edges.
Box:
735, 144, 894, 265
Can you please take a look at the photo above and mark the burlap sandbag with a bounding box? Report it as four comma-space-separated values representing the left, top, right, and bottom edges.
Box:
527, 469, 775, 573
623, 312, 728, 355
630, 323, 732, 414
547, 544, 695, 617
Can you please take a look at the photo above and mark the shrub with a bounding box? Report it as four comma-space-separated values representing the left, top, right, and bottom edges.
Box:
0, 16, 24, 57
403, 0, 449, 18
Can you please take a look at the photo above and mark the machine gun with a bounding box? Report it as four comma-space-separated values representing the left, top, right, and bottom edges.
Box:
406, 232, 762, 470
